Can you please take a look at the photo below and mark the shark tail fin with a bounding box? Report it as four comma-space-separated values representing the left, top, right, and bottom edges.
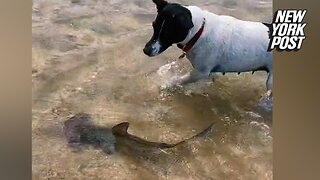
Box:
169, 123, 214, 148
193, 123, 214, 138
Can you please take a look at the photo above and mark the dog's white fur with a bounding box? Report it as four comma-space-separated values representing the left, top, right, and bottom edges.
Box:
151, 40, 161, 55
151, 20, 166, 56
172, 6, 272, 92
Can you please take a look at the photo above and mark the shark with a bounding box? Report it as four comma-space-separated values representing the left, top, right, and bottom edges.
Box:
63, 113, 213, 154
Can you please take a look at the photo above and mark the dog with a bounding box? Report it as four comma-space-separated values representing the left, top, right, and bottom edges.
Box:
143, 0, 272, 96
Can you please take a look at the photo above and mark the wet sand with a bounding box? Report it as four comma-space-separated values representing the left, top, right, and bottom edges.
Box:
32, 0, 272, 179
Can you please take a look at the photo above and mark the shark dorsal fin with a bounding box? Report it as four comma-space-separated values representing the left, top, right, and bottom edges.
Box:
112, 122, 129, 136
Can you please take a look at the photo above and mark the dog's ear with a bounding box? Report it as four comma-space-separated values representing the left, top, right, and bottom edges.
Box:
152, 0, 168, 12
176, 14, 194, 31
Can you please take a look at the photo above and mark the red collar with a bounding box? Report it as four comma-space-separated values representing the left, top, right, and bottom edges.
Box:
179, 18, 206, 59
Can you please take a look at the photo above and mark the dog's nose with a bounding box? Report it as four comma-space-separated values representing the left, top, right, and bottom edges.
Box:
143, 46, 152, 56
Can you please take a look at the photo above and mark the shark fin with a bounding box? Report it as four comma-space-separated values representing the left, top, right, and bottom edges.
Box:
112, 122, 129, 136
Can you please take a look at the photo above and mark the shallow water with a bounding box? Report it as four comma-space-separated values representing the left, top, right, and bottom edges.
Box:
32, 0, 272, 179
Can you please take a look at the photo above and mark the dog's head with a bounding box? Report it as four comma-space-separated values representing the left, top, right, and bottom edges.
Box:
143, 0, 193, 57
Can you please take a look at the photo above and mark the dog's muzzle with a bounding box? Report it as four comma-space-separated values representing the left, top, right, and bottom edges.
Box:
143, 46, 154, 56
143, 41, 161, 57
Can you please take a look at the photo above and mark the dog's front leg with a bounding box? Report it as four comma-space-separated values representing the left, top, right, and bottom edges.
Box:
181, 70, 210, 84
169, 68, 210, 87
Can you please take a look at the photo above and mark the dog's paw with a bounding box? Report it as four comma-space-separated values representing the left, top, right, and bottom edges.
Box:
258, 90, 273, 112
170, 75, 185, 86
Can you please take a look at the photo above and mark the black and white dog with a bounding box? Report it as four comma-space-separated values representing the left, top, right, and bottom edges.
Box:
143, 0, 272, 96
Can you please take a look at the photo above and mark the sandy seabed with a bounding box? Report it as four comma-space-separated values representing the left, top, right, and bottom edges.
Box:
32, 0, 273, 179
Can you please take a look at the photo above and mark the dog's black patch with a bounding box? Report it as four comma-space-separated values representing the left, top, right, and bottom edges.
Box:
153, 0, 168, 12
262, 22, 271, 28
177, 43, 184, 49
143, 1, 194, 56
